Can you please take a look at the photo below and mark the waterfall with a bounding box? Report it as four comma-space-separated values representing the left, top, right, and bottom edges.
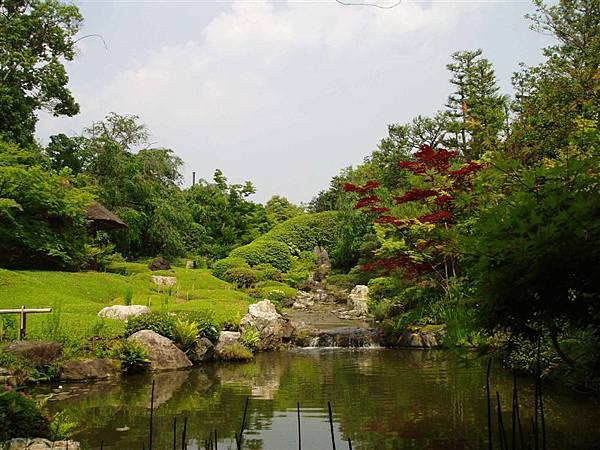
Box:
307, 327, 380, 348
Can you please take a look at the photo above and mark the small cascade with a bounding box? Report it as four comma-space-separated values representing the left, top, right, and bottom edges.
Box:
308, 327, 379, 348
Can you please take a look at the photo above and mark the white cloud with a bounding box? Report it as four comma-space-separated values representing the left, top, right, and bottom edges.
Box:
37, 0, 493, 202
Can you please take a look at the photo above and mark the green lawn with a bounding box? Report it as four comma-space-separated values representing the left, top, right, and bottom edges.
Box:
0, 264, 252, 348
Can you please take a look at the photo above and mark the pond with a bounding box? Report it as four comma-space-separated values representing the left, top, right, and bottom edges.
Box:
45, 349, 600, 450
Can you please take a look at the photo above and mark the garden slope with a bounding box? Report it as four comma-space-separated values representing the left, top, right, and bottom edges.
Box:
0, 265, 251, 343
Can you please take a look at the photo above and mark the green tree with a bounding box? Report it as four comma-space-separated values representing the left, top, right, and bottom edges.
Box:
0, 0, 82, 146
0, 139, 93, 269
265, 195, 303, 224
446, 49, 508, 159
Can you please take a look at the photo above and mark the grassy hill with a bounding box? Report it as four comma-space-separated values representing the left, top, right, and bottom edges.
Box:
0, 263, 252, 348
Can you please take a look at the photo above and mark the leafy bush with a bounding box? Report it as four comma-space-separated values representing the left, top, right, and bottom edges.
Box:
262, 211, 339, 255
0, 387, 51, 441
217, 343, 254, 361
110, 340, 150, 373
254, 263, 283, 282
223, 267, 259, 288
282, 251, 316, 287
178, 311, 220, 342
368, 277, 403, 302
241, 327, 261, 350
172, 318, 199, 352
326, 272, 365, 290
230, 239, 292, 272
125, 312, 176, 339
211, 257, 249, 280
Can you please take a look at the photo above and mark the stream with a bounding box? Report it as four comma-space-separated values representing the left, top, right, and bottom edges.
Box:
44, 349, 600, 449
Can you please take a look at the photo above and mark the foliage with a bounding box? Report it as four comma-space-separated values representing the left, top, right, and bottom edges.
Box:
211, 257, 250, 280
223, 267, 259, 288
254, 263, 283, 282
125, 312, 176, 340
0, 140, 94, 269
185, 169, 272, 259
0, 0, 82, 146
109, 340, 150, 373
171, 317, 200, 352
230, 239, 292, 272
282, 251, 317, 287
178, 311, 220, 342
261, 211, 339, 255
0, 387, 51, 441
217, 343, 254, 361
241, 327, 261, 350
265, 195, 303, 224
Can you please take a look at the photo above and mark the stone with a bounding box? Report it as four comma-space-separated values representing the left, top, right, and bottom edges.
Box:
148, 256, 171, 271
2, 341, 62, 368
309, 327, 379, 348
399, 326, 445, 348
98, 305, 150, 321
240, 300, 287, 351
292, 291, 315, 309
312, 246, 331, 282
128, 330, 192, 371
347, 285, 369, 316
189, 337, 215, 364
151, 275, 177, 287
215, 331, 241, 357
185, 260, 195, 269
2, 439, 80, 450
60, 358, 118, 381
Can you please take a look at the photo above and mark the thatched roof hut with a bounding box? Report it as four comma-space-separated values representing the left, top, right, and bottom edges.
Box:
85, 202, 127, 231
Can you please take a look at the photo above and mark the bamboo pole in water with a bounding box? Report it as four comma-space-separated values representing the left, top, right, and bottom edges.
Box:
486, 359, 493, 450
173, 417, 177, 450
328, 401, 336, 450
181, 417, 188, 450
297, 402, 302, 450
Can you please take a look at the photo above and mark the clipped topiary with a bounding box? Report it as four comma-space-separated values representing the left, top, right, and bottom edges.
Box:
125, 311, 176, 340
223, 267, 259, 288
211, 257, 249, 280
262, 211, 339, 254
230, 239, 292, 272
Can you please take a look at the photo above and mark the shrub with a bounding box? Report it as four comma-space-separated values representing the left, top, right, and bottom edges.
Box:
110, 340, 150, 373
254, 263, 283, 282
172, 318, 199, 352
211, 257, 249, 280
368, 277, 400, 302
241, 327, 261, 350
178, 311, 220, 342
125, 312, 176, 340
0, 387, 51, 441
223, 267, 259, 288
282, 251, 316, 287
217, 343, 254, 361
230, 239, 292, 272
263, 211, 339, 255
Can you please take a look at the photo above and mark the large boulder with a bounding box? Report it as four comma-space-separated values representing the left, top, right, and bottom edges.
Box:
151, 275, 177, 287
3, 439, 80, 450
347, 285, 369, 314
188, 337, 215, 364
60, 358, 118, 381
240, 300, 287, 351
2, 341, 62, 368
312, 246, 331, 281
98, 305, 150, 321
399, 325, 446, 349
148, 256, 171, 271
128, 330, 192, 371
292, 291, 315, 309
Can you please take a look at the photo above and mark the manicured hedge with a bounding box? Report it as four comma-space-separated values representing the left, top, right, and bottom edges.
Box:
211, 257, 249, 279
262, 211, 339, 255
230, 239, 292, 272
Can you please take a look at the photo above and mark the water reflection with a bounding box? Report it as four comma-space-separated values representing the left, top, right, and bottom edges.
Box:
46, 349, 600, 450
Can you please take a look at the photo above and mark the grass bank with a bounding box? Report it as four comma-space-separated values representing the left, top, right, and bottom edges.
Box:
0, 263, 252, 351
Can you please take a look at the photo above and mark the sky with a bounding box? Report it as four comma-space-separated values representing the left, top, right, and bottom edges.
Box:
36, 0, 554, 204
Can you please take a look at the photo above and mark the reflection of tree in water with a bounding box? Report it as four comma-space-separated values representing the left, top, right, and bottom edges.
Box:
45, 350, 600, 450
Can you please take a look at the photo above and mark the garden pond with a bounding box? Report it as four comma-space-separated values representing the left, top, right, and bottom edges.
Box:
43, 349, 600, 449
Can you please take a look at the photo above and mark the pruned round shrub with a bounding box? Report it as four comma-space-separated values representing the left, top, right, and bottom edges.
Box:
230, 239, 292, 272
0, 387, 51, 441
263, 211, 339, 254
211, 257, 249, 280
125, 312, 176, 340
254, 263, 283, 282
223, 267, 259, 288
